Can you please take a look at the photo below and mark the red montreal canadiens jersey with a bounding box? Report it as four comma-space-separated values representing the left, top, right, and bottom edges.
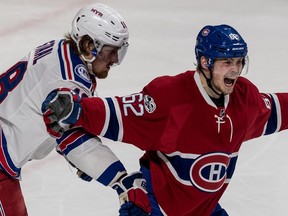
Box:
77, 71, 288, 215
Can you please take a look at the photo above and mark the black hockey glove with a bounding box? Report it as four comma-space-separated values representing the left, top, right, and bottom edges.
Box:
41, 88, 82, 138
112, 172, 151, 216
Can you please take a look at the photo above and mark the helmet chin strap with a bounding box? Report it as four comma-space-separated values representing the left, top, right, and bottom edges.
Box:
76, 40, 97, 74
81, 55, 95, 74
200, 68, 222, 97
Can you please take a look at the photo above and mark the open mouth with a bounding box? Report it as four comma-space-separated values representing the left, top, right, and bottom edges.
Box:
224, 78, 235, 87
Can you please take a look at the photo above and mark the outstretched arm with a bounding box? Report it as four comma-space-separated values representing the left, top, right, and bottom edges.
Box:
42, 88, 151, 215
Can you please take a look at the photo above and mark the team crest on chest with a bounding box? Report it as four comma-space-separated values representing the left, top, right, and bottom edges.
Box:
159, 151, 238, 193
190, 153, 230, 192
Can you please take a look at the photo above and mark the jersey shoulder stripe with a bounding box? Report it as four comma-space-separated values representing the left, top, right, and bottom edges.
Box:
57, 40, 96, 94
58, 40, 74, 80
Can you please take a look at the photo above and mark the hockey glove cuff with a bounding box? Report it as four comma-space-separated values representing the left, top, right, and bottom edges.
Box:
112, 172, 151, 216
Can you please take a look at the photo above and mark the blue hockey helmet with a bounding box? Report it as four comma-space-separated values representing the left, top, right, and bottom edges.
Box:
195, 24, 248, 69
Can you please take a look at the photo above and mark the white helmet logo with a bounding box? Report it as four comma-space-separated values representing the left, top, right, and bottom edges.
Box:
229, 33, 240, 41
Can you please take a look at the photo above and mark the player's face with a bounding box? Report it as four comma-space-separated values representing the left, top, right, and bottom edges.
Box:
91, 45, 120, 79
211, 57, 244, 95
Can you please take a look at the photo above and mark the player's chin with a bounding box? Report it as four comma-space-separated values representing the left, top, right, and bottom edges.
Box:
223, 86, 235, 95
96, 71, 109, 79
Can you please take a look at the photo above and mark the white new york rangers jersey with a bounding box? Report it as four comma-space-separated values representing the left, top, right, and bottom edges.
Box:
0, 39, 125, 184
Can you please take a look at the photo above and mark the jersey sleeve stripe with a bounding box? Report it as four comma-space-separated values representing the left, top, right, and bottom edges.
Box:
111, 97, 124, 141
97, 160, 126, 186
101, 98, 120, 141
264, 93, 282, 135
0, 128, 21, 178
99, 98, 110, 137
57, 129, 94, 155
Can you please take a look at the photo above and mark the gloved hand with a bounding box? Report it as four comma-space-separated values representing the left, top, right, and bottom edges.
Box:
112, 172, 151, 216
41, 88, 82, 138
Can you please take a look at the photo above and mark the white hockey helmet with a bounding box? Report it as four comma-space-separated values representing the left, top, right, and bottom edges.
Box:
71, 3, 129, 65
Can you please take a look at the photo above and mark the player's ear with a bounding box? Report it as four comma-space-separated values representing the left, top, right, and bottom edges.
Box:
200, 56, 209, 70
79, 37, 94, 56
84, 41, 93, 55
85, 41, 98, 57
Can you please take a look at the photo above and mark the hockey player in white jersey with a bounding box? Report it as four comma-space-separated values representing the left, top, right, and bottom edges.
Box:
0, 3, 151, 216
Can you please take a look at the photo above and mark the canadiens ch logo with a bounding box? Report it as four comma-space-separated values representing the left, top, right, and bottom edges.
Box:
190, 153, 230, 192
160, 151, 237, 193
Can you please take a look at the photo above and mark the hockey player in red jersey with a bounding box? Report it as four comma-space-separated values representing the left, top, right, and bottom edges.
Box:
0, 3, 151, 216
41, 24, 288, 215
